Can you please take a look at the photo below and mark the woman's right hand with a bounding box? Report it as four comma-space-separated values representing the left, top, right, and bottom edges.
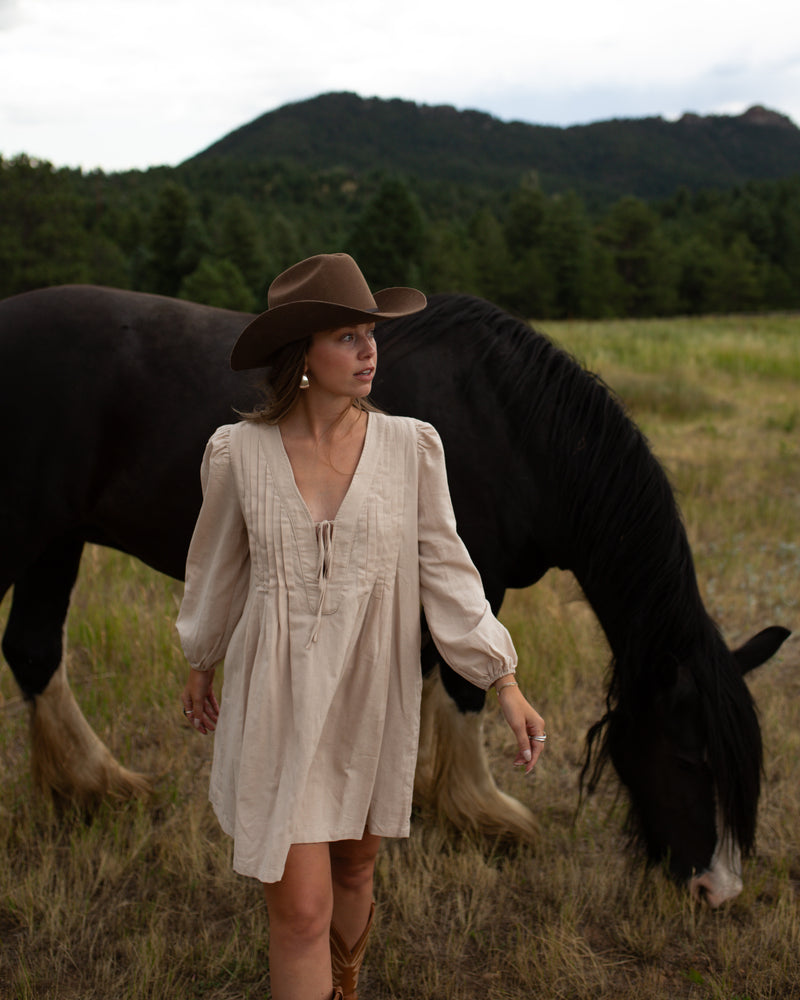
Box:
181, 666, 220, 734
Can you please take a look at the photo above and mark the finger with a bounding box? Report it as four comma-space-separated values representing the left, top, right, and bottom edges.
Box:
511, 723, 533, 765
526, 727, 547, 772
182, 700, 207, 734
513, 745, 537, 772
514, 743, 540, 774
516, 720, 546, 774
527, 741, 543, 772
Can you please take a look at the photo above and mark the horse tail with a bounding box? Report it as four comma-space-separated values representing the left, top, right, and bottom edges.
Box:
413, 669, 539, 843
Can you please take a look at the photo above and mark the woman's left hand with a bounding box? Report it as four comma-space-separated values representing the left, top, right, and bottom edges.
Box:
494, 679, 546, 775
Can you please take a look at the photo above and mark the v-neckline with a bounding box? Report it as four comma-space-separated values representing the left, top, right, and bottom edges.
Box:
274, 412, 374, 527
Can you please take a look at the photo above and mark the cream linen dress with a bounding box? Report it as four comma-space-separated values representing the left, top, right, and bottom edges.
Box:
176, 412, 517, 883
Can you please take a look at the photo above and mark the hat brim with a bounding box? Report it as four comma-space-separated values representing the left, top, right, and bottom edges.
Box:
230, 287, 427, 370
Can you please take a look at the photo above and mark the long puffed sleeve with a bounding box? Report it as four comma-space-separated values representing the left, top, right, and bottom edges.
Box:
416, 422, 517, 689
176, 425, 251, 670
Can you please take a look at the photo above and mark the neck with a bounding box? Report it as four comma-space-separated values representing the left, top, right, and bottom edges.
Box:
282, 393, 361, 444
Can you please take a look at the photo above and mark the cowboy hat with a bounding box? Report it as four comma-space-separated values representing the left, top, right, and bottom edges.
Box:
230, 253, 427, 370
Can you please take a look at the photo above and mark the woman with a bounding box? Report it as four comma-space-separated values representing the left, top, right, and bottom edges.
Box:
177, 253, 546, 1000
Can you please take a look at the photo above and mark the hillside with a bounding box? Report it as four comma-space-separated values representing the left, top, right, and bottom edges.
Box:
188, 92, 800, 204
4, 92, 799, 320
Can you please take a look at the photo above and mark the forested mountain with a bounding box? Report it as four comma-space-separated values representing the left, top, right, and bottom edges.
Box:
191, 92, 800, 206
2, 91, 800, 319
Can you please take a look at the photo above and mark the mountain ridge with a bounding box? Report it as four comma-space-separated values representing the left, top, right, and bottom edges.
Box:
185, 92, 800, 205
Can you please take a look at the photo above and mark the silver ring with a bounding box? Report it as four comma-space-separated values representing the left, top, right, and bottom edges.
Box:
532, 734, 547, 742
183, 707, 193, 717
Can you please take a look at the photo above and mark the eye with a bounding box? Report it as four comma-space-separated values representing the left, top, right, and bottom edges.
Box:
340, 331, 355, 342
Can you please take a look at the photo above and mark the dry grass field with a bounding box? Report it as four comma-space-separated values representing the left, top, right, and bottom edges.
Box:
1, 314, 798, 999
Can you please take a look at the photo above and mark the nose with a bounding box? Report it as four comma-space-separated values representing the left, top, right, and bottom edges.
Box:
688, 827, 744, 907
689, 867, 743, 907
358, 335, 376, 358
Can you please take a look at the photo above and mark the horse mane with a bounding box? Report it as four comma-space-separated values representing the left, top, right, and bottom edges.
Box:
389, 293, 762, 857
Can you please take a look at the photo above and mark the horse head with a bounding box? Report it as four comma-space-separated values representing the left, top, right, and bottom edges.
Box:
588, 625, 790, 906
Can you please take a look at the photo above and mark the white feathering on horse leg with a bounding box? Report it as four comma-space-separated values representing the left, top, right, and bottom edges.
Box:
413, 669, 539, 843
30, 658, 151, 806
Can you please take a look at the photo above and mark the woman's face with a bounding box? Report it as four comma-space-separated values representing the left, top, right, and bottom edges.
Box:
304, 322, 377, 400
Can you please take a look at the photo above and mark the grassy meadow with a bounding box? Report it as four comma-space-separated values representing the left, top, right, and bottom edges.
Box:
1, 313, 798, 999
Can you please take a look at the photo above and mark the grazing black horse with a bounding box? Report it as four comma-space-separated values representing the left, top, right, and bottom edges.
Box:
0, 285, 789, 907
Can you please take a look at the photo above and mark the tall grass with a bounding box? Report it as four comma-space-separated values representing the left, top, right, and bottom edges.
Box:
1, 314, 798, 999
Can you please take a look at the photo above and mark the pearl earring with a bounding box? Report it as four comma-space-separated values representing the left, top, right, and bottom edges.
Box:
299, 373, 310, 390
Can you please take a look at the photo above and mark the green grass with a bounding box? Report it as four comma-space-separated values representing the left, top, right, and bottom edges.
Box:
1, 312, 799, 998
545, 313, 800, 382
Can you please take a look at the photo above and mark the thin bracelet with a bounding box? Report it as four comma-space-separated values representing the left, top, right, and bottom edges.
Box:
495, 679, 518, 697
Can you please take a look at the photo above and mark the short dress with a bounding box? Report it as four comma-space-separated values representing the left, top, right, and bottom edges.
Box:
176, 412, 517, 883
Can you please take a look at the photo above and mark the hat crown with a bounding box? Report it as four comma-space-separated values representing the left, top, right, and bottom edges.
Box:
268, 253, 377, 313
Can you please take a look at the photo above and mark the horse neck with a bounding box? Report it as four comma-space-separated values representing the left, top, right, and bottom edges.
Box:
574, 520, 709, 670
545, 404, 713, 673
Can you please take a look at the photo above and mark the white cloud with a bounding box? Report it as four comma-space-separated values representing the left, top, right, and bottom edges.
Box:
1, 0, 798, 170
0, 0, 22, 29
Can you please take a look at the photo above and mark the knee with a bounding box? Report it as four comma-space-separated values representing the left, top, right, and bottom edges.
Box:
266, 889, 333, 948
329, 840, 380, 894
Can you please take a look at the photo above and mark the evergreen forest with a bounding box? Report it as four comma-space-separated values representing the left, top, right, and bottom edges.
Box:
2, 93, 800, 319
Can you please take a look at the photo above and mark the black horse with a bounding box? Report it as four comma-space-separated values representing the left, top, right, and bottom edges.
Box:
0, 285, 789, 907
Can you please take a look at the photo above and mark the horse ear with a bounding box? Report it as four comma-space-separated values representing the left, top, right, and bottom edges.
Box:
732, 626, 791, 675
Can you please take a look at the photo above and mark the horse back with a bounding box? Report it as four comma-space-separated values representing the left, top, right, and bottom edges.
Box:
0, 285, 257, 579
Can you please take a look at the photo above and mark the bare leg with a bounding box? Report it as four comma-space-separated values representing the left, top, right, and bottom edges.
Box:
262, 843, 335, 1000
329, 832, 381, 949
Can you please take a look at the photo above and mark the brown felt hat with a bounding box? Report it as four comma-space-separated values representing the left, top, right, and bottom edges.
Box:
230, 253, 427, 370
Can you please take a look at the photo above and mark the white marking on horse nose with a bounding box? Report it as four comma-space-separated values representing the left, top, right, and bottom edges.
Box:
689, 818, 744, 907
689, 867, 743, 908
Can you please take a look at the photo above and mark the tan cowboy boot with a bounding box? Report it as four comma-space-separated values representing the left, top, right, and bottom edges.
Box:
330, 902, 375, 1000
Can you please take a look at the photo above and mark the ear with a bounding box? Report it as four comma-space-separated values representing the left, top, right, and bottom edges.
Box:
733, 626, 791, 675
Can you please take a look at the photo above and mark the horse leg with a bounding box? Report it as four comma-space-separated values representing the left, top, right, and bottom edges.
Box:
2, 535, 150, 805
414, 619, 538, 843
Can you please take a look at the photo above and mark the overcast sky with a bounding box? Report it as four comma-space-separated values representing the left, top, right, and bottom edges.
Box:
2, 0, 798, 173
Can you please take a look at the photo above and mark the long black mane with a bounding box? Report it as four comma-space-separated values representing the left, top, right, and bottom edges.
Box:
381, 294, 762, 856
